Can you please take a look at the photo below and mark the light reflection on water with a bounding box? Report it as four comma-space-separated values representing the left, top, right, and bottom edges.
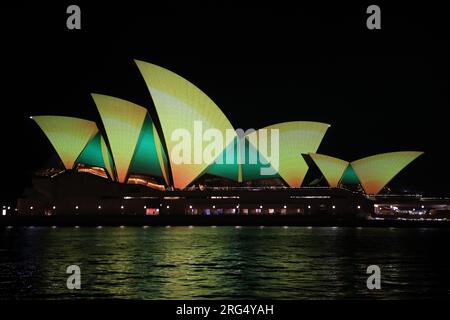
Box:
1, 226, 450, 299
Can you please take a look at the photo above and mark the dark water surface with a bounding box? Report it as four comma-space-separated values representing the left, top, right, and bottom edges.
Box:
1, 226, 449, 299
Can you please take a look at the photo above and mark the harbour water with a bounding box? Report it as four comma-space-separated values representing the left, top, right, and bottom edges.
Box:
1, 226, 449, 299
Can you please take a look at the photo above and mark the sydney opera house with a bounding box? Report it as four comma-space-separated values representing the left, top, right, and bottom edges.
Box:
17, 60, 428, 219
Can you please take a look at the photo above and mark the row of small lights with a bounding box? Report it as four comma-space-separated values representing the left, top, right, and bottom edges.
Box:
2, 206, 18, 211
374, 204, 426, 209
29, 205, 135, 210
189, 205, 361, 209
27, 204, 363, 210
5, 225, 320, 229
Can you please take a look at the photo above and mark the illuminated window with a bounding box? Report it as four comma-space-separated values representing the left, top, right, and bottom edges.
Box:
145, 208, 159, 215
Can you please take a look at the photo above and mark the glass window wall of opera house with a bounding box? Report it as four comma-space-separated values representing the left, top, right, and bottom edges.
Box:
14, 60, 447, 219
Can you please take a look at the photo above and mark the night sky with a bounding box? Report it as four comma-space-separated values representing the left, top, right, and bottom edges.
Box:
1, 2, 449, 201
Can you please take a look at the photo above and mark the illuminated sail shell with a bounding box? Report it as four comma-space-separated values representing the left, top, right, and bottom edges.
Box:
75, 132, 114, 179
340, 164, 360, 185
92, 93, 169, 184
135, 60, 236, 189
351, 151, 424, 195
309, 153, 349, 188
32, 116, 98, 170
92, 94, 148, 183
245, 121, 330, 187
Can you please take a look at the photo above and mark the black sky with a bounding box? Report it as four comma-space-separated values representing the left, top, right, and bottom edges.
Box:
1, 2, 449, 200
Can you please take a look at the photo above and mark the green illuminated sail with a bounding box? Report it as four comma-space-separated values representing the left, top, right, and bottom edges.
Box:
128, 114, 169, 182
76, 132, 114, 178
341, 164, 360, 185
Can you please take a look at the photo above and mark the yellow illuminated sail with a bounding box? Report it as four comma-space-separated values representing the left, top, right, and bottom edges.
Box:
91, 94, 147, 183
351, 151, 424, 195
135, 60, 236, 189
246, 121, 330, 187
309, 153, 349, 187
33, 116, 98, 170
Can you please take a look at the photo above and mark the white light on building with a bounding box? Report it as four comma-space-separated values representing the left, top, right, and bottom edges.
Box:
166, 205, 170, 209
30, 206, 34, 210
75, 206, 79, 210
52, 206, 56, 210
98, 205, 102, 209
120, 205, 124, 209
308, 205, 311, 209
357, 205, 361, 209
